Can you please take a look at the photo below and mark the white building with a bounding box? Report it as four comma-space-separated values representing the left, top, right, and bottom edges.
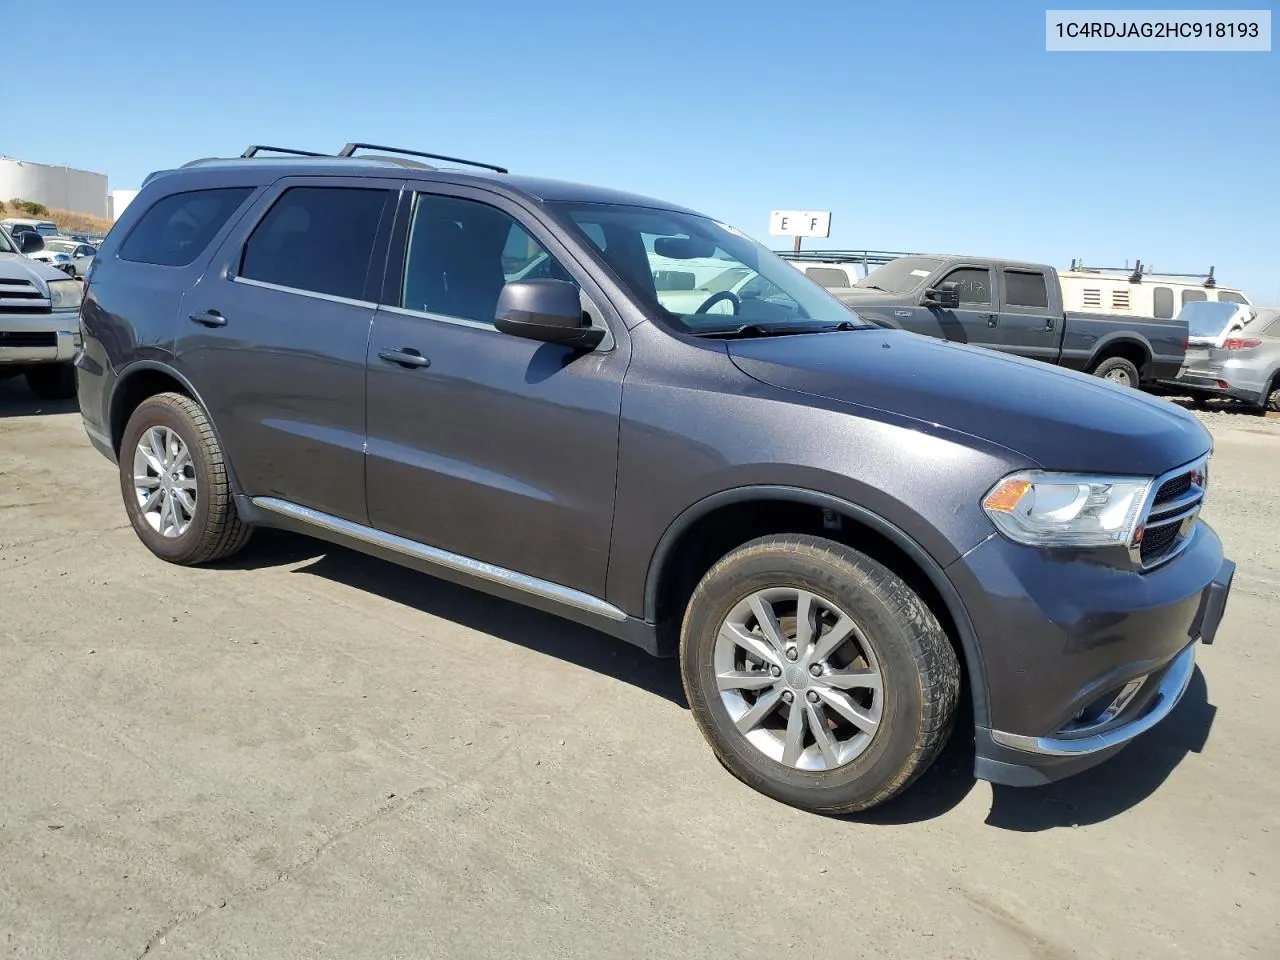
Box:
111, 189, 140, 221
0, 157, 109, 218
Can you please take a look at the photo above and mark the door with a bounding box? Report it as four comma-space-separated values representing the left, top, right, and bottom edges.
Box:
364, 186, 628, 597
993, 268, 1063, 361
926, 264, 1000, 349
176, 177, 399, 524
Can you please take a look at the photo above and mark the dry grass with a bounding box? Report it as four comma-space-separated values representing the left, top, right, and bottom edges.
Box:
0, 201, 112, 236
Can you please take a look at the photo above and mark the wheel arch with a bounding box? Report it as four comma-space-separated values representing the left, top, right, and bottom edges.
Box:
1087, 334, 1152, 374
642, 485, 991, 726
108, 360, 243, 495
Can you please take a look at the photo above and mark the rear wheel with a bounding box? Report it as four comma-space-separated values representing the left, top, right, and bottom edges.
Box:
680, 534, 960, 814
118, 392, 251, 565
1092, 356, 1141, 388
25, 363, 77, 400
1266, 379, 1280, 413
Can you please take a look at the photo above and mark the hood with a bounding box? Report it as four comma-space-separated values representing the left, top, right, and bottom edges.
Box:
728, 329, 1210, 476
834, 288, 914, 307
0, 251, 68, 286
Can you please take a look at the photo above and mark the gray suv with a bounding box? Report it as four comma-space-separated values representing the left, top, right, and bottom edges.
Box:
76, 143, 1234, 813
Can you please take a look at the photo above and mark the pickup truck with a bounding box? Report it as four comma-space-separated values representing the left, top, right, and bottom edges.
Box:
833, 255, 1186, 387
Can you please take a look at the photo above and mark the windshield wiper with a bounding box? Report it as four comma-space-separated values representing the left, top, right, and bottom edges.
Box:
693, 320, 864, 339
855, 283, 886, 292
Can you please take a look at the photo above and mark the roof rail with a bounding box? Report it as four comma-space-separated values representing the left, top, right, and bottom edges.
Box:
338, 142, 508, 174
774, 248, 922, 266
239, 145, 330, 159
1068, 258, 1218, 287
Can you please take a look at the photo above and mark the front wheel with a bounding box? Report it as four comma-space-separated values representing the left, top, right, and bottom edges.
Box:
1092, 356, 1141, 388
680, 535, 961, 814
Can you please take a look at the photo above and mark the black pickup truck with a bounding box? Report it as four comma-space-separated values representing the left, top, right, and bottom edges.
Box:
830, 255, 1186, 387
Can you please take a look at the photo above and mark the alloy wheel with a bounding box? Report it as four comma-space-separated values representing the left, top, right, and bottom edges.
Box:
132, 426, 197, 538
714, 587, 884, 771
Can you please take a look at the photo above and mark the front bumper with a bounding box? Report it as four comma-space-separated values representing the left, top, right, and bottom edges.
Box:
949, 522, 1233, 787
0, 313, 80, 365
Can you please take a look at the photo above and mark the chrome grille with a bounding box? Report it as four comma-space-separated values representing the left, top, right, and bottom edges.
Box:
1131, 458, 1207, 570
0, 279, 51, 315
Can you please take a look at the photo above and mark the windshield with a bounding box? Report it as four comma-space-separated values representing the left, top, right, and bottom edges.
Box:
549, 202, 867, 333
1181, 300, 1241, 338
853, 256, 944, 294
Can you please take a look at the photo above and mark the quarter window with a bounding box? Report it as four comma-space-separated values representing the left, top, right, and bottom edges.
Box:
1153, 286, 1174, 319
240, 187, 388, 300
1003, 270, 1049, 308
400, 194, 575, 324
120, 187, 253, 267
941, 268, 992, 305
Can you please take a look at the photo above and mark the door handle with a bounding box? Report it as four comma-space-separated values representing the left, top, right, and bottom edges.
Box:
984, 313, 998, 327
189, 310, 227, 328
1045, 317, 1056, 331
378, 347, 431, 369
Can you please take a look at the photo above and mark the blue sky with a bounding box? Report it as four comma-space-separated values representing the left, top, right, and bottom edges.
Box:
9, 0, 1278, 299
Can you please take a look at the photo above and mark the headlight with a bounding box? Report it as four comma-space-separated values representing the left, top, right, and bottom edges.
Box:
47, 279, 83, 311
983, 471, 1152, 548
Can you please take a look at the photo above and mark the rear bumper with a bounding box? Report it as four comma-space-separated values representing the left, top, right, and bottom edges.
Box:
1159, 374, 1266, 406
950, 523, 1233, 787
0, 313, 80, 365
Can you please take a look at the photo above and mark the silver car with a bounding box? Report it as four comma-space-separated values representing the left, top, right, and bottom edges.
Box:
1169, 300, 1280, 411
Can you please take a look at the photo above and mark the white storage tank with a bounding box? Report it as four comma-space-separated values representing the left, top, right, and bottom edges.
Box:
111, 188, 140, 221
0, 157, 109, 218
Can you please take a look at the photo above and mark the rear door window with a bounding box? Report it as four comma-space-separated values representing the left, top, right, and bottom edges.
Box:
240, 186, 390, 300
1002, 270, 1049, 309
120, 187, 253, 266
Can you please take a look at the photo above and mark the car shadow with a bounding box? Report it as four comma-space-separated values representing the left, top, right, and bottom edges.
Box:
851, 666, 1215, 829
0, 377, 80, 416
211, 529, 688, 708
213, 530, 1216, 825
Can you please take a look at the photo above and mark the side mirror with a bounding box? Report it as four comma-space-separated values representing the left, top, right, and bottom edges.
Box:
494, 279, 604, 349
17, 232, 45, 254
923, 281, 960, 309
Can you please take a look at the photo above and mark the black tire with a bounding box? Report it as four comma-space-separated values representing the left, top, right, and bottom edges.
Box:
680, 534, 961, 814
1266, 381, 1280, 413
1092, 356, 1141, 388
118, 392, 252, 565
25, 363, 77, 400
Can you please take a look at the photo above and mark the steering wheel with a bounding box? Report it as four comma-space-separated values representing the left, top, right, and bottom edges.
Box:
694, 290, 741, 315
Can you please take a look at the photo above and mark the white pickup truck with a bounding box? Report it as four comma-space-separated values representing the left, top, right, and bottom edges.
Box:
0, 226, 83, 399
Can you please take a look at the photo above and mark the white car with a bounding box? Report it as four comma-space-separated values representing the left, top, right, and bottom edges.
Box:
28, 237, 96, 278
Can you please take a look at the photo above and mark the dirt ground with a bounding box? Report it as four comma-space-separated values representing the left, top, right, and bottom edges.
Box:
1, 377, 1277, 960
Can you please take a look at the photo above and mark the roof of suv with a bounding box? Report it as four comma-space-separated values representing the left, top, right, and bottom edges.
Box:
157, 154, 700, 216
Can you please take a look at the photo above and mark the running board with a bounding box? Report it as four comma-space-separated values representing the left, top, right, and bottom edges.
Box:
250, 497, 628, 622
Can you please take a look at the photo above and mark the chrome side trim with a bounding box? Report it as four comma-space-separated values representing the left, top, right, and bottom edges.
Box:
251, 496, 628, 622
232, 276, 379, 310
990, 642, 1196, 757
380, 304, 499, 333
